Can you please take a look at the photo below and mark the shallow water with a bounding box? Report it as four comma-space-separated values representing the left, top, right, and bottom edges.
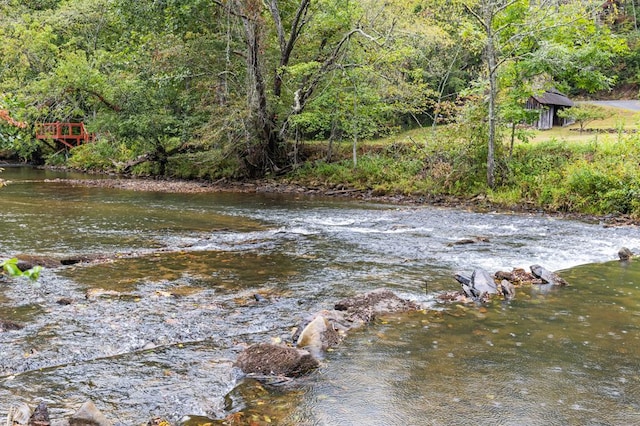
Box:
1, 165, 640, 425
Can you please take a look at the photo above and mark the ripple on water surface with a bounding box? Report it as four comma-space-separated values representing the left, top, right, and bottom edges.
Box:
2, 169, 640, 424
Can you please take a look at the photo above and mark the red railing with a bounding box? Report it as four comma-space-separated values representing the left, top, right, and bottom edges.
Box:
35, 122, 95, 148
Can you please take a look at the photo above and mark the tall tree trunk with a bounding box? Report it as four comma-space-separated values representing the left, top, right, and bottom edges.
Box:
238, 0, 278, 172
485, 6, 497, 190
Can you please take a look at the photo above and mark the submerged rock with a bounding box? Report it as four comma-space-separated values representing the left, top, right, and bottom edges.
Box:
530, 264, 568, 286
146, 417, 171, 426
235, 343, 319, 378
84, 288, 123, 300
14, 255, 61, 271
0, 319, 23, 331
448, 236, 490, 246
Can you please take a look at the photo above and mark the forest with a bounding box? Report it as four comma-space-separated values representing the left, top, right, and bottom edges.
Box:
1, 0, 639, 214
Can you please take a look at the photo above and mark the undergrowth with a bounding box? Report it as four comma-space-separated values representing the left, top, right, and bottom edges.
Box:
292, 130, 640, 217
62, 123, 640, 217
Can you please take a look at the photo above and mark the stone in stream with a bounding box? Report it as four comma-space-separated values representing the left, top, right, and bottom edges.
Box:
295, 314, 342, 359
454, 269, 497, 302
6, 402, 31, 426
235, 343, 319, 378
68, 400, 113, 426
333, 288, 420, 323
530, 264, 568, 286
494, 268, 540, 285
500, 280, 516, 301
28, 402, 50, 426
0, 319, 23, 331
470, 268, 498, 295
618, 247, 633, 261
146, 417, 171, 426
454, 273, 471, 286
14, 255, 61, 271
237, 289, 421, 378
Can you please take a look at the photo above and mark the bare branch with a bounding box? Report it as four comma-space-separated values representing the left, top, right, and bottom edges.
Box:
463, 3, 487, 29
278, 28, 383, 138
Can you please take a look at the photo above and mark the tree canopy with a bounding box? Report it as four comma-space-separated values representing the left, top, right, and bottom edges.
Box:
0, 0, 635, 181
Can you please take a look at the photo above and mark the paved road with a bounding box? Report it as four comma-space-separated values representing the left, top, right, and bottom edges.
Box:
586, 100, 640, 111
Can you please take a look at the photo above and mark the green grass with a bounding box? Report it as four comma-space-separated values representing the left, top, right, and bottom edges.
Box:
530, 104, 640, 144
293, 106, 640, 218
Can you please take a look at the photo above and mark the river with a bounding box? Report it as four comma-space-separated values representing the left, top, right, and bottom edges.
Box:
1, 165, 640, 425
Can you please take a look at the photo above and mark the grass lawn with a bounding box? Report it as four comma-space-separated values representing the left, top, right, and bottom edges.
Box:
530, 104, 640, 144
300, 103, 640, 157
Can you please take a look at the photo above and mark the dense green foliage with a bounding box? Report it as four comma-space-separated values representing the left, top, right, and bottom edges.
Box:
0, 0, 639, 215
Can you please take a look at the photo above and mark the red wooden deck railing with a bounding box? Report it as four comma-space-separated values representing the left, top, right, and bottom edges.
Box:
35, 122, 95, 148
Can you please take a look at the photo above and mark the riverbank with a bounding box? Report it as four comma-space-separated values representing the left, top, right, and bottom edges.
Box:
46, 175, 639, 227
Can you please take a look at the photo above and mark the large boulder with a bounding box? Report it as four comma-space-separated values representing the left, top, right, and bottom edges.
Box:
235, 343, 319, 378
470, 268, 498, 295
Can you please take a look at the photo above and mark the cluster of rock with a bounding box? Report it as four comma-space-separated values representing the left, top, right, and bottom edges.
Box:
7, 400, 114, 426
6, 400, 171, 426
4, 249, 633, 422
234, 248, 637, 379
442, 264, 569, 304
234, 288, 421, 378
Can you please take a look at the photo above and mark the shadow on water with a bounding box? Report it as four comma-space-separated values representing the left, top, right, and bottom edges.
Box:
2, 167, 640, 424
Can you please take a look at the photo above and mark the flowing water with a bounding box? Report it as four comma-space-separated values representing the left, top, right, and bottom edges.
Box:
1, 165, 640, 425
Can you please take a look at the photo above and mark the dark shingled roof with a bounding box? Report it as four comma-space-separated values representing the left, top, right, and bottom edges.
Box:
532, 89, 574, 107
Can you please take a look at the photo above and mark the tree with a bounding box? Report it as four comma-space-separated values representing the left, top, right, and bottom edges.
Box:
557, 104, 609, 135
462, 0, 626, 189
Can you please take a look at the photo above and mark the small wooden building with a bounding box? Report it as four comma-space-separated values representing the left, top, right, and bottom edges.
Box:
526, 89, 574, 130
